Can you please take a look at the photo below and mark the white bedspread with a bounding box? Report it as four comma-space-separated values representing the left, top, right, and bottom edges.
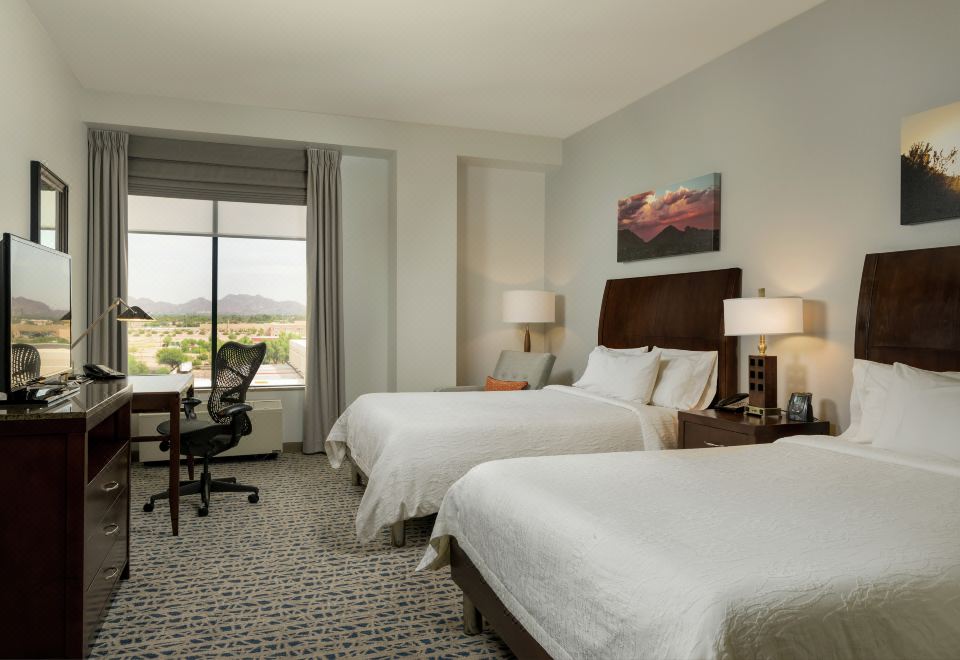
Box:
325, 385, 677, 542
420, 437, 960, 659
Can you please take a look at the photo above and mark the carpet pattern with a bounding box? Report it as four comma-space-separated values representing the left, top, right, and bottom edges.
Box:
91, 453, 513, 658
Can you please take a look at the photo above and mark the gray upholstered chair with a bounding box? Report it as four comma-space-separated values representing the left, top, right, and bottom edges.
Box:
436, 350, 556, 391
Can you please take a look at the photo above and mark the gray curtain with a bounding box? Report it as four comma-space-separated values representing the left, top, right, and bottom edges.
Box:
86, 130, 129, 369
303, 148, 343, 454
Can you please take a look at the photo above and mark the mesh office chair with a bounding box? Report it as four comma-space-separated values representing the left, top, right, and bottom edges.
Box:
144, 341, 267, 517
11, 344, 41, 389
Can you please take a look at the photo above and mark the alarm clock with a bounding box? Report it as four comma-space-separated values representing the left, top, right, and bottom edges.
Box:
787, 392, 814, 422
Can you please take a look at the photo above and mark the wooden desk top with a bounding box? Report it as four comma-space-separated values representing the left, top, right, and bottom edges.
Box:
0, 380, 132, 431
125, 373, 194, 396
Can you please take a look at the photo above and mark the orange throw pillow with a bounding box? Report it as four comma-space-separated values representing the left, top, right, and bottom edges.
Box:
485, 376, 528, 391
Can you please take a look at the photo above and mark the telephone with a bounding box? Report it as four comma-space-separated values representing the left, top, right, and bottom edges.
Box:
83, 363, 126, 379
714, 393, 749, 412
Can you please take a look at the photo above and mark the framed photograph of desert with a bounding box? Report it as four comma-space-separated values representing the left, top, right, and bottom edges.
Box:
901, 100, 960, 225
617, 173, 720, 262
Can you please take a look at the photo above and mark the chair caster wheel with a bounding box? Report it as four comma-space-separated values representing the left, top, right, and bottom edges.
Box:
198, 506, 209, 517
248, 493, 260, 504
143, 502, 154, 512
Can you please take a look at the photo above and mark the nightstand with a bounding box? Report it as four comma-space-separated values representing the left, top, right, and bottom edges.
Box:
678, 409, 830, 449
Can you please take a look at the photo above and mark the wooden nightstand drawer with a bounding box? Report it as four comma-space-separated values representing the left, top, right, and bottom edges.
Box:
682, 423, 753, 449
679, 409, 831, 449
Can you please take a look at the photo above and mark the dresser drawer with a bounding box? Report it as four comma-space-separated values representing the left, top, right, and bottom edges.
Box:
83, 491, 128, 591
86, 446, 128, 531
682, 423, 753, 449
82, 539, 126, 653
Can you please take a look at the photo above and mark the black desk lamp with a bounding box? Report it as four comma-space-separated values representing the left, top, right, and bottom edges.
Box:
71, 297, 154, 351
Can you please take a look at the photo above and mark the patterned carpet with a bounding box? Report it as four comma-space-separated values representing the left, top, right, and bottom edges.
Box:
91, 453, 513, 658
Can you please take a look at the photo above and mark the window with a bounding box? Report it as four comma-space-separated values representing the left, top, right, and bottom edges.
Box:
127, 195, 307, 388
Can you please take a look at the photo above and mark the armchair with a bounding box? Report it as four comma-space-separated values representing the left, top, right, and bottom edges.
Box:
437, 350, 556, 392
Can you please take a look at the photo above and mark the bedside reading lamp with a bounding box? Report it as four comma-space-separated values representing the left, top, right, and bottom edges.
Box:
502, 290, 555, 352
723, 288, 803, 416
71, 297, 154, 351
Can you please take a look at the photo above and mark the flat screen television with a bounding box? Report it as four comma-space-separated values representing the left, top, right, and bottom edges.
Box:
0, 233, 72, 397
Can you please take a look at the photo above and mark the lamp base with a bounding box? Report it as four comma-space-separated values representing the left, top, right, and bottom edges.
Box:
522, 326, 531, 352
748, 354, 778, 414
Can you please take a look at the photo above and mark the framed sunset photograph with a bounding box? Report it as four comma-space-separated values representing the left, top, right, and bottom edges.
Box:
617, 172, 721, 262
901, 100, 960, 225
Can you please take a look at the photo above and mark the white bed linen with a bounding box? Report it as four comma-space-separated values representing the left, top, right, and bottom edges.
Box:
325, 385, 678, 542
420, 437, 960, 660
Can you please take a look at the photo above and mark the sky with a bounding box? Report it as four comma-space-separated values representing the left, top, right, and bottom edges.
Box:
127, 196, 307, 305
128, 233, 306, 304
617, 173, 720, 242
902, 99, 960, 177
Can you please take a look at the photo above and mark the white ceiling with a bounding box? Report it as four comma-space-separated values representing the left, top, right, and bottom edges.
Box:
28, 0, 822, 138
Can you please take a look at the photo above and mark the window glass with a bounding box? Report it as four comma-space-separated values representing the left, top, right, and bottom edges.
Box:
127, 233, 214, 387
128, 195, 213, 234
218, 201, 306, 239
217, 237, 307, 386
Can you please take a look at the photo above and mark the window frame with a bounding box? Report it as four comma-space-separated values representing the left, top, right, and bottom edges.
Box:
127, 197, 307, 389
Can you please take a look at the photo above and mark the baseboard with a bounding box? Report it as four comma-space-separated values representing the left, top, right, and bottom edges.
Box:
283, 441, 303, 454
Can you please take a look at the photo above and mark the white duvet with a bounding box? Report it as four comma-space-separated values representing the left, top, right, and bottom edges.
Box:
420, 437, 960, 659
325, 385, 678, 542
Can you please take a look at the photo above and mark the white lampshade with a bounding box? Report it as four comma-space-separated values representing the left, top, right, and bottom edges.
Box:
503, 290, 556, 324
723, 296, 803, 336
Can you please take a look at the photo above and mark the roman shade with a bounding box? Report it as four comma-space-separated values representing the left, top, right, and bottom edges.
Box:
128, 136, 307, 205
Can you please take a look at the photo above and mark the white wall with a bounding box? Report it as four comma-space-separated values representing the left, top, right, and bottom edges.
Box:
545, 0, 960, 431
457, 163, 546, 386
0, 0, 86, 359
79, 90, 562, 393
342, 154, 391, 402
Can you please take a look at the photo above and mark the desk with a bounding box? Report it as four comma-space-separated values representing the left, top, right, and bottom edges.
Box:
127, 374, 194, 536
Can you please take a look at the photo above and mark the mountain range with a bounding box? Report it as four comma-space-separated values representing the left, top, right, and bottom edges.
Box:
617, 224, 719, 262
12, 297, 70, 321
129, 293, 306, 316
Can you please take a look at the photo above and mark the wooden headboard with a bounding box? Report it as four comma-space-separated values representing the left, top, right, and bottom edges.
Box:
855, 244, 960, 370
598, 267, 742, 402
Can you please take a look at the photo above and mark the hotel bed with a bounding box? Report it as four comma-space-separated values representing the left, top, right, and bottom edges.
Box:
420, 244, 960, 659
325, 267, 741, 544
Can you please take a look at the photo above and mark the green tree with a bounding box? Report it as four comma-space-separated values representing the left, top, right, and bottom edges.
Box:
156, 347, 187, 370
127, 355, 151, 375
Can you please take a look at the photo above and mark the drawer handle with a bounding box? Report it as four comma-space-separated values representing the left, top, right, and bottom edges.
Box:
703, 441, 726, 448
102, 566, 119, 581
103, 523, 120, 536
102, 481, 120, 492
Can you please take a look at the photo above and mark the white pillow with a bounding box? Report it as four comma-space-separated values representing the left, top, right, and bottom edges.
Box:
574, 348, 661, 404
649, 347, 718, 410
846, 360, 960, 444
872, 363, 960, 460
596, 345, 649, 356
844, 359, 894, 443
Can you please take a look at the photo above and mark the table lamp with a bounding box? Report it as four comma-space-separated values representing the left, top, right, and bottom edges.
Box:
502, 290, 555, 352
723, 288, 803, 416
71, 297, 154, 351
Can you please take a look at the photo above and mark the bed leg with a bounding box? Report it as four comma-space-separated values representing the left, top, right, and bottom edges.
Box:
463, 594, 483, 635
390, 520, 405, 547
348, 459, 363, 486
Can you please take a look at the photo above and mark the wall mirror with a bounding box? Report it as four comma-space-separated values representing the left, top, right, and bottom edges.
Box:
30, 160, 69, 253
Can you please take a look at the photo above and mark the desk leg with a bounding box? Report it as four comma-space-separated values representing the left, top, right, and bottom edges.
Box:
169, 396, 180, 536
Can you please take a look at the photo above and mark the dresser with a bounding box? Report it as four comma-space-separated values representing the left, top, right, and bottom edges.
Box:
0, 381, 132, 659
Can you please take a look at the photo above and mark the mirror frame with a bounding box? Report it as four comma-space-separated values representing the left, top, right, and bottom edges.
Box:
30, 160, 69, 254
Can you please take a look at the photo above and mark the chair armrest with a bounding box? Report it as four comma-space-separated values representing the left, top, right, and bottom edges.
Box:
182, 397, 203, 419
221, 403, 253, 434
433, 385, 485, 392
